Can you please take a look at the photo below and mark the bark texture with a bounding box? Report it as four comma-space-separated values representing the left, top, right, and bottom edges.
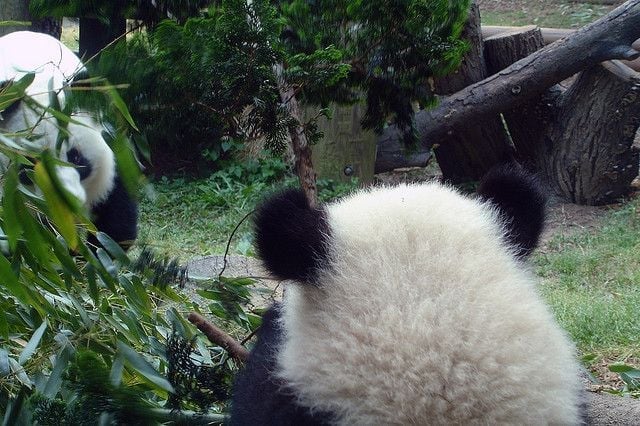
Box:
483, 26, 554, 165
79, 17, 126, 60
546, 62, 640, 204
431, 2, 513, 183
274, 64, 318, 206
484, 22, 640, 204
0, 0, 30, 36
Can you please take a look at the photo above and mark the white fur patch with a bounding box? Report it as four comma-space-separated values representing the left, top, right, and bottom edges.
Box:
278, 183, 581, 425
62, 115, 116, 207
0, 31, 84, 104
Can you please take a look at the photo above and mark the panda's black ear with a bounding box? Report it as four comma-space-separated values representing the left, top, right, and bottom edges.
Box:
477, 163, 547, 259
254, 189, 329, 282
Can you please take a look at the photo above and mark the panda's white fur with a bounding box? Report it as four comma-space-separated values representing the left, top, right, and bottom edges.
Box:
61, 114, 116, 207
231, 166, 582, 425
0, 31, 84, 104
280, 184, 579, 425
0, 31, 104, 206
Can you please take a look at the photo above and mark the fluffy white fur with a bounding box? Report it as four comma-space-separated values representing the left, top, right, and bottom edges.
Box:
0, 32, 114, 208
277, 183, 581, 425
0, 31, 84, 104
62, 115, 116, 207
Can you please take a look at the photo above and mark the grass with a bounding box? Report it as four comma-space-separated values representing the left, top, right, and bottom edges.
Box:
535, 200, 640, 369
138, 166, 359, 262
479, 0, 614, 28
138, 176, 263, 260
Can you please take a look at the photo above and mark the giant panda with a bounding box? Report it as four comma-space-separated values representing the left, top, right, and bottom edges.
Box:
0, 31, 137, 248
230, 165, 583, 425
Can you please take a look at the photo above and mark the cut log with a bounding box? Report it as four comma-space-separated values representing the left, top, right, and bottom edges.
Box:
483, 26, 554, 165
483, 19, 640, 204
544, 61, 640, 204
430, 1, 513, 182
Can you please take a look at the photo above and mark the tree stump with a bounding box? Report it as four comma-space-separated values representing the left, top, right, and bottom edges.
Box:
483, 26, 555, 166
431, 2, 513, 183
547, 61, 640, 204
484, 24, 640, 204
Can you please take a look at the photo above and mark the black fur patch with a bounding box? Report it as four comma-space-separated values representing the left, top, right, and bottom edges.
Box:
66, 147, 93, 180
90, 175, 138, 250
229, 304, 328, 425
254, 189, 329, 283
477, 163, 547, 259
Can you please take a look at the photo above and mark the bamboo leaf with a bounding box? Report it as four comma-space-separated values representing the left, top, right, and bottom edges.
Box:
2, 168, 22, 251
41, 346, 73, 398
0, 350, 9, 377
33, 157, 78, 249
96, 232, 128, 263
110, 356, 124, 387
0, 73, 34, 112
117, 341, 174, 393
19, 320, 47, 365
0, 255, 32, 307
109, 131, 141, 200
107, 86, 138, 131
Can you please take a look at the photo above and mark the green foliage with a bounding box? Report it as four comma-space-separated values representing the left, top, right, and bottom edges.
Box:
277, 0, 470, 142
608, 364, 640, 398
30, 0, 212, 27
30, 350, 162, 425
166, 333, 233, 412
139, 155, 359, 258
0, 75, 246, 421
87, 0, 470, 174
91, 0, 286, 173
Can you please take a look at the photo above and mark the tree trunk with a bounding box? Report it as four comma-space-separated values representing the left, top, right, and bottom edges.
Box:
273, 64, 318, 206
484, 22, 640, 204
545, 61, 640, 204
31, 17, 62, 40
0, 0, 62, 39
483, 26, 555, 166
482, 25, 640, 71
430, 1, 513, 183
0, 0, 30, 37
79, 17, 126, 61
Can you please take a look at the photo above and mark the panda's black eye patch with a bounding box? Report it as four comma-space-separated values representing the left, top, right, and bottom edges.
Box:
67, 148, 92, 180
18, 163, 34, 185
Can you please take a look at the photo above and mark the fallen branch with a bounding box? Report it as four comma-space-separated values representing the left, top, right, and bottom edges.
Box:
187, 312, 250, 362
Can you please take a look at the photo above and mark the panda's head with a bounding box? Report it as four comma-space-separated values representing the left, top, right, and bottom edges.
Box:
0, 31, 137, 248
0, 31, 84, 95
255, 164, 547, 284
232, 165, 582, 425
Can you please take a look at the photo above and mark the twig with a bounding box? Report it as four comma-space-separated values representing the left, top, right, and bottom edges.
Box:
187, 312, 250, 362
240, 327, 259, 346
218, 209, 256, 279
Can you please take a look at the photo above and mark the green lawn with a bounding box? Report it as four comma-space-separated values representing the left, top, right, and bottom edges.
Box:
479, 0, 614, 28
535, 200, 640, 376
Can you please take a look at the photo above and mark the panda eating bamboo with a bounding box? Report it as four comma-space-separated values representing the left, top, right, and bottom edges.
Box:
0, 31, 137, 249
